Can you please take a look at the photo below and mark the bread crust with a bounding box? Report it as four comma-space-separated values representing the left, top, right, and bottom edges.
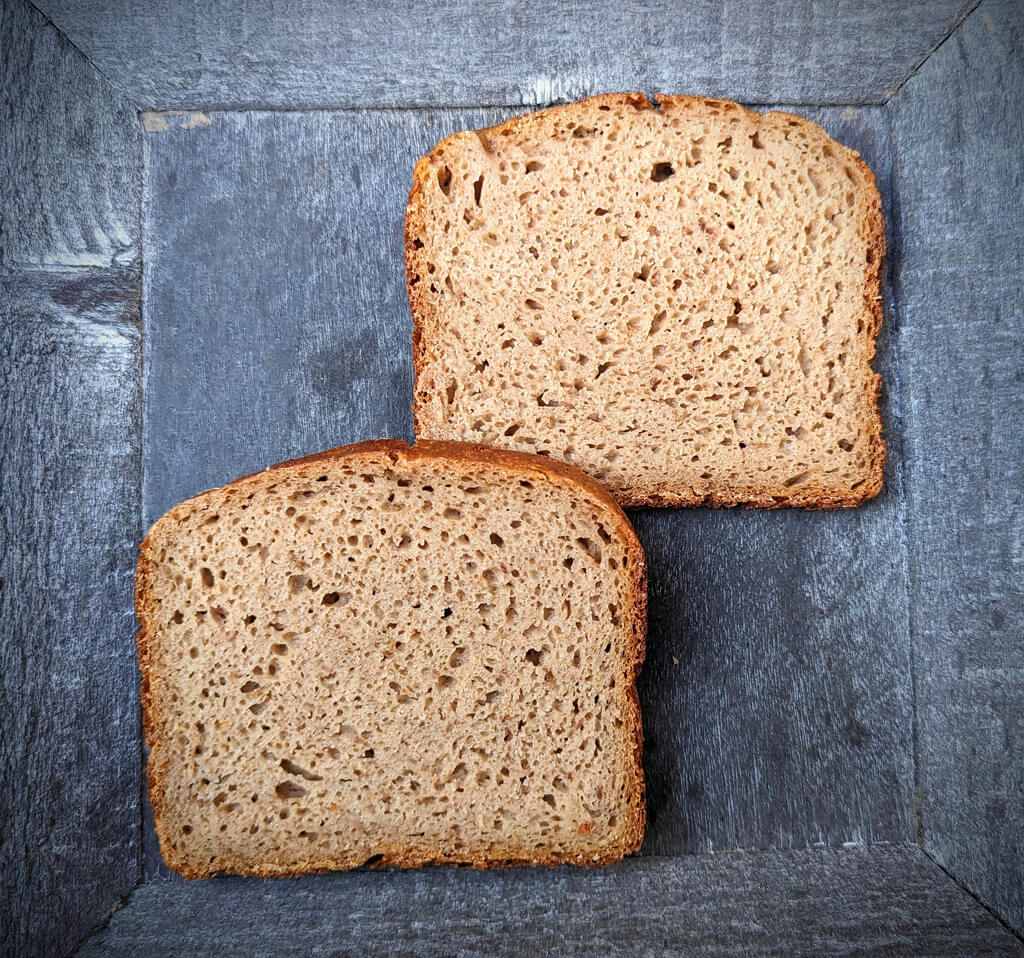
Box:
405, 93, 886, 509
137, 439, 646, 878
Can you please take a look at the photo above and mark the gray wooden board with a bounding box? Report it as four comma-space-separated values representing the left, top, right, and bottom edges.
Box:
140, 105, 514, 878
891, 0, 1024, 935
32, 0, 975, 111
0, 0, 140, 269
141, 104, 913, 879
0, 268, 142, 957
636, 104, 914, 856
80, 847, 1023, 956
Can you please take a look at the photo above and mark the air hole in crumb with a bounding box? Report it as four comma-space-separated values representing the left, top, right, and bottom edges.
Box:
473, 174, 484, 206
651, 162, 675, 182
449, 647, 467, 668
280, 759, 321, 781
275, 781, 307, 799
437, 165, 452, 196
525, 649, 543, 666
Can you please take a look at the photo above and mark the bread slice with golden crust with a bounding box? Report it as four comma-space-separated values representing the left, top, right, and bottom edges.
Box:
137, 439, 646, 877
407, 93, 885, 508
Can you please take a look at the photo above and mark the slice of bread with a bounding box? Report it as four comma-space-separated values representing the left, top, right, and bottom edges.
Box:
406, 93, 885, 508
136, 439, 646, 877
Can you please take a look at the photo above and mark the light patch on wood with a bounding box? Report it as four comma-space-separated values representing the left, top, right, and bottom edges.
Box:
142, 112, 170, 132
143, 111, 213, 133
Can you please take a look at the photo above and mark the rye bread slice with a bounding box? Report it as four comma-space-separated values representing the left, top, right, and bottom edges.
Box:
136, 439, 646, 877
406, 93, 885, 508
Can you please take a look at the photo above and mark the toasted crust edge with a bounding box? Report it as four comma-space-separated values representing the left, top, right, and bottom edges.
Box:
405, 92, 886, 510
137, 438, 646, 878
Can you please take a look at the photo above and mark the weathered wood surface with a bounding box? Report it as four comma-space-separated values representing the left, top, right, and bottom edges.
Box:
637, 105, 913, 856
5, 0, 1021, 947
1, 4, 144, 954
33, 0, 974, 110
0, 268, 142, 957
140, 107, 512, 878
141, 107, 510, 526
81, 847, 1023, 956
0, 0, 139, 268
141, 105, 914, 879
891, 0, 1024, 936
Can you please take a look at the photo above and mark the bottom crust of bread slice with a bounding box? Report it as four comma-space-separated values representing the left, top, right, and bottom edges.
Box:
136, 439, 646, 877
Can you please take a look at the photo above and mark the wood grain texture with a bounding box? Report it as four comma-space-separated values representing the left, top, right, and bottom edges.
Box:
0, 0, 140, 268
0, 268, 142, 956
33, 0, 974, 110
140, 107, 511, 878
141, 107, 512, 526
638, 105, 915, 855
80, 848, 1023, 956
891, 0, 1024, 934
141, 105, 913, 878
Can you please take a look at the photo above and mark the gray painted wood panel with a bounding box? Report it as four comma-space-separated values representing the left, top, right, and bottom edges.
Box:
80, 848, 1023, 956
140, 106, 513, 879
140, 106, 512, 526
0, 0, 140, 269
1, 0, 1020, 946
141, 104, 913, 879
0, 268, 142, 956
33, 0, 974, 110
892, 0, 1024, 934
637, 105, 913, 856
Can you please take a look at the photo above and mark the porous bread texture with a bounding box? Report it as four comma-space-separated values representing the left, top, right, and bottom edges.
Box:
136, 440, 646, 878
407, 92, 886, 508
